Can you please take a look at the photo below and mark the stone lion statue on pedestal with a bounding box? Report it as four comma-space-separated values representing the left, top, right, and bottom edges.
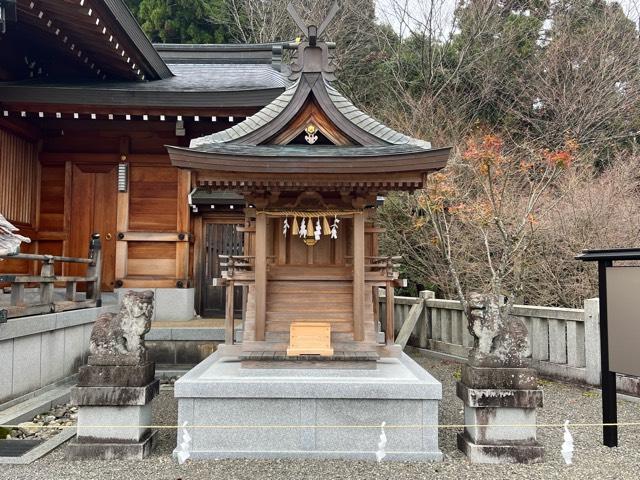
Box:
466, 292, 530, 368
89, 290, 154, 361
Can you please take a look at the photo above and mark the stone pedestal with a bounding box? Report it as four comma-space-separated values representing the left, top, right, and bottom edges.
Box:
68, 358, 159, 460
174, 351, 442, 461
456, 365, 544, 464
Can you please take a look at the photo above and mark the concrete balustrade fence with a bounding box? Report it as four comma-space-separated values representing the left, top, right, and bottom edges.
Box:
379, 291, 640, 396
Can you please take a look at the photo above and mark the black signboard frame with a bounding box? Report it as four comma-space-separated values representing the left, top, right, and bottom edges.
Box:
576, 247, 640, 447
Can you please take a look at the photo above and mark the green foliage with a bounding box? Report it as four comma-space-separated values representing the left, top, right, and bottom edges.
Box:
124, 0, 231, 43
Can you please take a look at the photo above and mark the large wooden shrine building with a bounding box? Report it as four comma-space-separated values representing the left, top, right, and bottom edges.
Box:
0, 0, 449, 331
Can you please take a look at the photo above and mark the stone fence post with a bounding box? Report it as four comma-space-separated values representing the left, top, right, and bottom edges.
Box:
583, 297, 601, 386
417, 290, 435, 349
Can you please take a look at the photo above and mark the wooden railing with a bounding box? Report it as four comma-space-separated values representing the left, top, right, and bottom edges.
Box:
0, 234, 102, 320
219, 255, 256, 278
218, 255, 251, 345
346, 255, 402, 278
218, 255, 279, 277
216, 254, 405, 347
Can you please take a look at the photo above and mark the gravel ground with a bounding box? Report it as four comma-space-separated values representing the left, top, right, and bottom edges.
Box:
4, 353, 640, 480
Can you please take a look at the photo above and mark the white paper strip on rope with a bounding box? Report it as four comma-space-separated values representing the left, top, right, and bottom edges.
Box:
260, 210, 358, 244
376, 421, 387, 463
561, 420, 574, 465
176, 421, 192, 465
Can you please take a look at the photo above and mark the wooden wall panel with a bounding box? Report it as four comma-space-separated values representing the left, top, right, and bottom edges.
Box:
128, 165, 178, 231
42, 122, 189, 156
128, 241, 176, 259
38, 165, 66, 232
127, 241, 176, 277
0, 127, 38, 225
313, 234, 332, 265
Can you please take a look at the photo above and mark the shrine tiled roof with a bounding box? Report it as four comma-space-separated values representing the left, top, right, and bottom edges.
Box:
188, 143, 428, 156
324, 81, 431, 149
0, 63, 290, 108
190, 80, 300, 147
189, 78, 432, 150
167, 10, 450, 192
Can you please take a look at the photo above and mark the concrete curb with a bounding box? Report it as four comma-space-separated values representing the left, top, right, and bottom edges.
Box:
0, 428, 76, 465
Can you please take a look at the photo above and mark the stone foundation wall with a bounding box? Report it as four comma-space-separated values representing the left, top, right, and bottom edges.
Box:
0, 305, 117, 407
115, 288, 194, 322
145, 339, 218, 366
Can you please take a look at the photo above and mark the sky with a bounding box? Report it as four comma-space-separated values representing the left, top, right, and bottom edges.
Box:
375, 0, 640, 37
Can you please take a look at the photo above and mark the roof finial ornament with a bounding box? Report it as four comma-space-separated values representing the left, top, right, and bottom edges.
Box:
285, 2, 339, 81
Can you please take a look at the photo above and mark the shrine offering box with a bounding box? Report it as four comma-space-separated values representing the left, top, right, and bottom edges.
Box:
287, 322, 333, 356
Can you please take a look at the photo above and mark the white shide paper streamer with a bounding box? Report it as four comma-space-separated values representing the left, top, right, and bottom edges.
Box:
376, 421, 387, 463
561, 420, 574, 465
176, 421, 192, 465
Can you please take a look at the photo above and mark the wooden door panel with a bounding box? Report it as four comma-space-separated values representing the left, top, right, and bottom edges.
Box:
201, 221, 244, 317
67, 165, 94, 279
92, 168, 117, 291
67, 164, 117, 291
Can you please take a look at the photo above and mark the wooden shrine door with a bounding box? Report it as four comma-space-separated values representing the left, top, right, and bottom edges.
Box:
67, 163, 117, 292
201, 219, 244, 317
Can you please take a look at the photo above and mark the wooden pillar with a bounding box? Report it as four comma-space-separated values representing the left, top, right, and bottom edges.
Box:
10, 284, 25, 306
114, 180, 129, 284
61, 161, 73, 270
175, 169, 191, 284
385, 281, 395, 345
255, 212, 267, 341
86, 233, 103, 306
115, 139, 130, 285
372, 286, 379, 329
225, 280, 235, 344
353, 213, 365, 341
192, 215, 203, 313
39, 258, 55, 305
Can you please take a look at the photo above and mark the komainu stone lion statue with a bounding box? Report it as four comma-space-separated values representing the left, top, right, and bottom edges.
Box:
0, 213, 31, 257
467, 292, 530, 368
89, 290, 154, 361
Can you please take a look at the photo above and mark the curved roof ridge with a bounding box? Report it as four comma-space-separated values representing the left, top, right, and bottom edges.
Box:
323, 80, 431, 149
188, 76, 432, 150
190, 79, 300, 148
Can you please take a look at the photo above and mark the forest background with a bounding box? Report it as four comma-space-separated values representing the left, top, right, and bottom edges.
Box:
125, 0, 640, 308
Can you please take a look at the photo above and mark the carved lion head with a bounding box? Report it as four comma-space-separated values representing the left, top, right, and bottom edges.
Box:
122, 290, 154, 325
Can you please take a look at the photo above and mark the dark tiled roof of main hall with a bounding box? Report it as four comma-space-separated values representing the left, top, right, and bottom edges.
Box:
0, 63, 291, 108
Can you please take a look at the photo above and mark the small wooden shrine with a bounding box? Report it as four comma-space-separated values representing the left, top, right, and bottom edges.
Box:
167, 8, 450, 363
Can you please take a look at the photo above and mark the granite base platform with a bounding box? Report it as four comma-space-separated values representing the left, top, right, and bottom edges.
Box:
456, 365, 544, 464
174, 351, 442, 461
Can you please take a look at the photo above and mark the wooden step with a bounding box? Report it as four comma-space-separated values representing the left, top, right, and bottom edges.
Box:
266, 305, 353, 314
267, 296, 352, 306
265, 331, 354, 342
242, 340, 380, 353
266, 321, 354, 333
267, 311, 353, 320
240, 350, 379, 362
267, 281, 353, 293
